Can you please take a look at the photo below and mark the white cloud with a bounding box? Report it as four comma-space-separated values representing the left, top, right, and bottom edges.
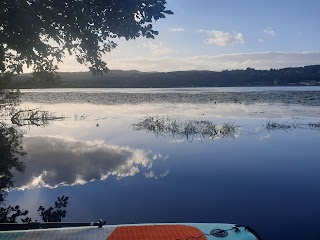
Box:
169, 27, 185, 32
107, 51, 320, 72
264, 28, 276, 37
258, 38, 265, 43
142, 42, 172, 55
199, 30, 245, 46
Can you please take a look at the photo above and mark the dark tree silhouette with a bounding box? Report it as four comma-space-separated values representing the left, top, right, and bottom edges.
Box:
38, 196, 69, 222
9, 65, 320, 88
0, 205, 31, 223
0, 196, 70, 224
0, 0, 173, 76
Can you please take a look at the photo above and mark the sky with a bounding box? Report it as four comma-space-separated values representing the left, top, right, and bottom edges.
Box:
59, 0, 320, 72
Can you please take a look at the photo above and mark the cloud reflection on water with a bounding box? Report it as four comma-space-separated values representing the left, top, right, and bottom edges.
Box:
12, 136, 168, 190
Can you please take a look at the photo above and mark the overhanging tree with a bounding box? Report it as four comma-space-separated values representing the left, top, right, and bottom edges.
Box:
0, 0, 173, 78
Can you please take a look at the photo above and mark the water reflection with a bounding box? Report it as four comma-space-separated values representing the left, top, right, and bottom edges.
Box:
3, 88, 320, 239
0, 123, 26, 202
0, 90, 33, 223
12, 136, 168, 190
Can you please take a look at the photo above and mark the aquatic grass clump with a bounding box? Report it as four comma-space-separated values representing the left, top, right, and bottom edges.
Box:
132, 116, 239, 141
11, 107, 65, 127
265, 120, 320, 131
74, 114, 91, 121
133, 116, 169, 137
219, 122, 239, 138
183, 120, 199, 140
265, 120, 297, 131
199, 120, 219, 138
308, 122, 320, 129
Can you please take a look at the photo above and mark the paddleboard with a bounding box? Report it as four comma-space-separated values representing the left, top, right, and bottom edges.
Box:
0, 223, 260, 240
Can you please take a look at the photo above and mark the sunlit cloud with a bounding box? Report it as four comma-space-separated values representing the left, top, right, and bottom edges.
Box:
264, 28, 276, 37
144, 170, 170, 179
199, 30, 245, 46
12, 136, 169, 190
142, 42, 173, 55
169, 27, 185, 32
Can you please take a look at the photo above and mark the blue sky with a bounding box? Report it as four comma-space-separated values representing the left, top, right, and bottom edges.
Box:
60, 0, 320, 72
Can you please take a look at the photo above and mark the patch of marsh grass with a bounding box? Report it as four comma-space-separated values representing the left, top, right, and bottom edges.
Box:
265, 120, 320, 131
132, 116, 239, 141
308, 122, 320, 129
265, 120, 297, 131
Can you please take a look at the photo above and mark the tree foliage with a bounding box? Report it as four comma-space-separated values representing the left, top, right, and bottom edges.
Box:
0, 196, 70, 223
38, 196, 69, 222
0, 0, 173, 76
0, 205, 31, 223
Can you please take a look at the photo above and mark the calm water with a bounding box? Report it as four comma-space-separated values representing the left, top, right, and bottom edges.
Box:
4, 87, 320, 240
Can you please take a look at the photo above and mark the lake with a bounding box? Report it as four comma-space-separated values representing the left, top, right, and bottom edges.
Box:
4, 87, 320, 240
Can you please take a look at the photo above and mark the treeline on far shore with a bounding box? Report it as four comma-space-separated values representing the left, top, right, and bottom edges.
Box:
9, 65, 320, 88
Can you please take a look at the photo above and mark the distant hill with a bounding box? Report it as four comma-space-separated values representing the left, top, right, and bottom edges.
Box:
9, 65, 320, 88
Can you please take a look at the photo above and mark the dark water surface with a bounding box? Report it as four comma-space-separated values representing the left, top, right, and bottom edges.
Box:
5, 88, 320, 240
22, 86, 320, 106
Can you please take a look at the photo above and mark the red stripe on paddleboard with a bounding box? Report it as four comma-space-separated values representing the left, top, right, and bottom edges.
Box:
106, 225, 207, 240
